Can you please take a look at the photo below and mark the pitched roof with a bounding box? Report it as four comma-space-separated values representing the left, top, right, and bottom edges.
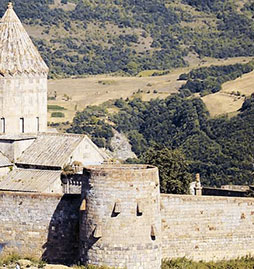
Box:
0, 3, 48, 76
0, 151, 12, 167
16, 133, 85, 168
0, 168, 61, 192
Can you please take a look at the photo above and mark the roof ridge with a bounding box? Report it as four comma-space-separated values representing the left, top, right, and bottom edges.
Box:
38, 132, 86, 138
0, 149, 12, 166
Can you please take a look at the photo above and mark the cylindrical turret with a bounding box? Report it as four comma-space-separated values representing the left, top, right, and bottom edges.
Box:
80, 164, 162, 269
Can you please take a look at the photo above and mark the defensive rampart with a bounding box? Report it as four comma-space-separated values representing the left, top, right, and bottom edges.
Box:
0, 191, 80, 264
2, 168, 254, 268
161, 194, 254, 261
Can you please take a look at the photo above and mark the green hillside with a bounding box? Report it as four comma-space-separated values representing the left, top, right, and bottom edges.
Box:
3, 0, 254, 189
2, 0, 254, 77
66, 92, 254, 189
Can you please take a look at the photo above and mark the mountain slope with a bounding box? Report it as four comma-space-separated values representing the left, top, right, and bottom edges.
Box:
1, 0, 254, 77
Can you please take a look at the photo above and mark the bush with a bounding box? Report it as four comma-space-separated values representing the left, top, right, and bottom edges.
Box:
0, 253, 21, 266
48, 105, 66, 110
51, 112, 65, 118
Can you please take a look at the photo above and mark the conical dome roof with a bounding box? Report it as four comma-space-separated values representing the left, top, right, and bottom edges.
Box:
0, 3, 48, 76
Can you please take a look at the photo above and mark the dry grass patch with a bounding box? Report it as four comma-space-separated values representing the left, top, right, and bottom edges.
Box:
47, 72, 185, 123
48, 56, 254, 123
202, 92, 244, 117
222, 70, 254, 96
203, 65, 254, 117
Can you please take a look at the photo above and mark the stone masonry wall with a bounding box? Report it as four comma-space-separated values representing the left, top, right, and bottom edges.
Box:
0, 75, 47, 134
0, 191, 80, 264
80, 165, 162, 269
3, 184, 254, 266
161, 194, 254, 261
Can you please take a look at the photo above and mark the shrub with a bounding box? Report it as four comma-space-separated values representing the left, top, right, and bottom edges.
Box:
48, 105, 66, 110
51, 112, 65, 118
0, 253, 21, 266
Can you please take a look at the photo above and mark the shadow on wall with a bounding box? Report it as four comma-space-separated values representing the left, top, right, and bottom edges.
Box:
79, 209, 101, 264
42, 194, 81, 265
79, 169, 101, 264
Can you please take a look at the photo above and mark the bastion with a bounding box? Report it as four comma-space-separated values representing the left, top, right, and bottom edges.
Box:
80, 164, 162, 269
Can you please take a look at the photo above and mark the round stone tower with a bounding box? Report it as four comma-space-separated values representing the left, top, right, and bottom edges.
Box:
0, 3, 48, 134
80, 164, 162, 269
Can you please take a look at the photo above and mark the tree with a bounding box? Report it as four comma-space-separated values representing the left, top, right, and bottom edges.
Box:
142, 146, 192, 194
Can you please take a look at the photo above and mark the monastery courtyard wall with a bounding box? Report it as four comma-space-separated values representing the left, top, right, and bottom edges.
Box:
0, 192, 80, 264
161, 194, 254, 261
1, 189, 254, 267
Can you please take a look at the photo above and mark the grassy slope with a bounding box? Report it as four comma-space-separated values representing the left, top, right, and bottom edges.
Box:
1, 0, 252, 77
202, 62, 254, 117
2, 255, 254, 269
48, 56, 254, 123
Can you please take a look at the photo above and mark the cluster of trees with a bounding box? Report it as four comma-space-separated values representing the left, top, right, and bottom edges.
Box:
179, 62, 254, 96
0, 0, 188, 77
0, 0, 66, 26
42, 42, 186, 77
68, 92, 254, 190
142, 146, 192, 194
184, 1, 254, 58
181, 0, 235, 13
67, 105, 114, 148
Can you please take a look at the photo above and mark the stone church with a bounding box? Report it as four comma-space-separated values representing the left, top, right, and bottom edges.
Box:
0, 2, 108, 194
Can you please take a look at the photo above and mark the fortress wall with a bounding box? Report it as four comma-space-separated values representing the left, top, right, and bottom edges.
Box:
0, 191, 80, 264
161, 194, 254, 261
3, 181, 254, 266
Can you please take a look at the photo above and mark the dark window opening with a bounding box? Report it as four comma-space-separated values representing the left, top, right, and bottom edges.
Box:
36, 117, 39, 132
1, 118, 5, 133
20, 118, 24, 133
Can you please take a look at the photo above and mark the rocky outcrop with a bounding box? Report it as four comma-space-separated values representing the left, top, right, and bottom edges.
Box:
108, 129, 136, 161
